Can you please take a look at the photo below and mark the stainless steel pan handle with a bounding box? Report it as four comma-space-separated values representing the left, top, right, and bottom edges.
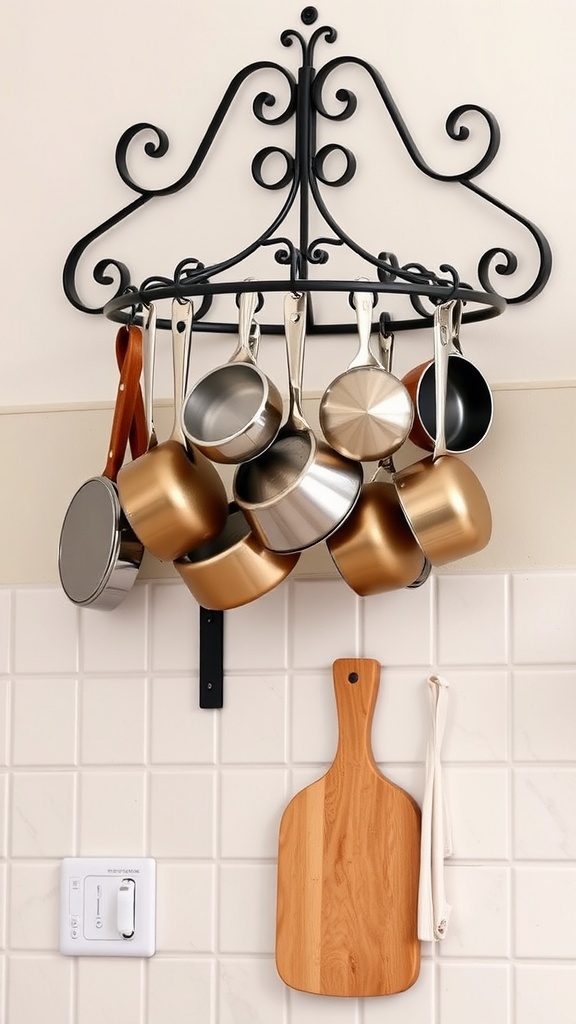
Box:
284, 291, 309, 433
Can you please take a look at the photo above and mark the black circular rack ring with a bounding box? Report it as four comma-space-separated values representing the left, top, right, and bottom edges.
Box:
63, 7, 552, 336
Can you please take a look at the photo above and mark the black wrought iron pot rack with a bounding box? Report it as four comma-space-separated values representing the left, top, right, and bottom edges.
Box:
62, 7, 552, 705
63, 6, 551, 337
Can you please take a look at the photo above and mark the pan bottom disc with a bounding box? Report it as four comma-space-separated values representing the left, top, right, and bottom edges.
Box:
320, 369, 413, 461
58, 477, 121, 606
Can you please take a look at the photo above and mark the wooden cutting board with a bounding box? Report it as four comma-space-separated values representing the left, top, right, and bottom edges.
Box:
275, 657, 421, 997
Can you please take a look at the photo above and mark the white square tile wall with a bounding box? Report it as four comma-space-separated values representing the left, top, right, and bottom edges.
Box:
0, 572, 574, 1023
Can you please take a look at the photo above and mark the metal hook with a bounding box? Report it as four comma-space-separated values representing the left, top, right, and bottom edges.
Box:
348, 277, 378, 311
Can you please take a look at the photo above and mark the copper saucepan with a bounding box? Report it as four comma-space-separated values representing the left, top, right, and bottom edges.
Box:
392, 300, 492, 566
174, 502, 300, 610
326, 461, 427, 595
117, 299, 228, 561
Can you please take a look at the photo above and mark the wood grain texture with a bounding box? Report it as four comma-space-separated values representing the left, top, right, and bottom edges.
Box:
276, 658, 421, 997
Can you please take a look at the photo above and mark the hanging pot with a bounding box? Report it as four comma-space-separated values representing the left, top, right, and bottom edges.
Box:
392, 300, 492, 566
326, 460, 427, 595
117, 298, 228, 562
174, 501, 300, 610
58, 323, 147, 609
234, 292, 363, 553
326, 329, 425, 595
180, 286, 283, 464
319, 285, 414, 461
402, 299, 493, 453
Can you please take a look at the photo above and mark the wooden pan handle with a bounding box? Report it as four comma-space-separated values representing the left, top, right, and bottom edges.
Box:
331, 658, 381, 770
115, 325, 148, 461
102, 326, 144, 482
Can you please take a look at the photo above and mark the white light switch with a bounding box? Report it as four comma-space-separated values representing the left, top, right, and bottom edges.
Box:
60, 857, 155, 957
117, 878, 136, 937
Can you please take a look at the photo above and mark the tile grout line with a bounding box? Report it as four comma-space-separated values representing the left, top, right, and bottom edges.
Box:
430, 572, 441, 1024
213, 588, 223, 1024
506, 572, 517, 1023
143, 582, 153, 1022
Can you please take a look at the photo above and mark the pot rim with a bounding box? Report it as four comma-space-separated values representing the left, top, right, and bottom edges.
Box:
182, 361, 281, 449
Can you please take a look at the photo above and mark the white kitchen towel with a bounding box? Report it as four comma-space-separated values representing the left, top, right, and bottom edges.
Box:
417, 674, 452, 941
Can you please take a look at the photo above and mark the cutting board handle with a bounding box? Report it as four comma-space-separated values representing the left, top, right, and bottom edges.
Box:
332, 658, 380, 771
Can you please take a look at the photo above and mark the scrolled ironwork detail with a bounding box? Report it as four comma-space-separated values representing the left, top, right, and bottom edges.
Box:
307, 236, 344, 265
376, 252, 400, 285
262, 237, 302, 279
313, 145, 357, 186
478, 247, 519, 295
173, 260, 213, 321
93, 259, 131, 300
252, 147, 296, 190
313, 57, 500, 182
281, 19, 336, 68
63, 8, 552, 333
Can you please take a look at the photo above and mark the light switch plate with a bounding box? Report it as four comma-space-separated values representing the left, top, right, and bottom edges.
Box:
60, 857, 156, 957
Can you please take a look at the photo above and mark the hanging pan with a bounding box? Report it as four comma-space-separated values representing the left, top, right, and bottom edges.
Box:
326, 328, 426, 595
58, 323, 148, 610
181, 285, 283, 464
174, 501, 300, 610
402, 299, 493, 453
234, 291, 363, 553
175, 318, 299, 607
392, 300, 492, 566
318, 284, 414, 461
117, 298, 228, 562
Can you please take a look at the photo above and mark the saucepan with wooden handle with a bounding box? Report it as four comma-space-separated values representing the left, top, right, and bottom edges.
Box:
58, 323, 147, 609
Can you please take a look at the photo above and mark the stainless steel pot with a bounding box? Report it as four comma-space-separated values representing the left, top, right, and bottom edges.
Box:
180, 287, 283, 464
319, 286, 414, 461
233, 292, 363, 553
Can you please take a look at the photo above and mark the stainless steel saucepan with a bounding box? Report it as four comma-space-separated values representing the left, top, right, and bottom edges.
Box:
233, 292, 363, 553
180, 287, 283, 464
319, 285, 414, 461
